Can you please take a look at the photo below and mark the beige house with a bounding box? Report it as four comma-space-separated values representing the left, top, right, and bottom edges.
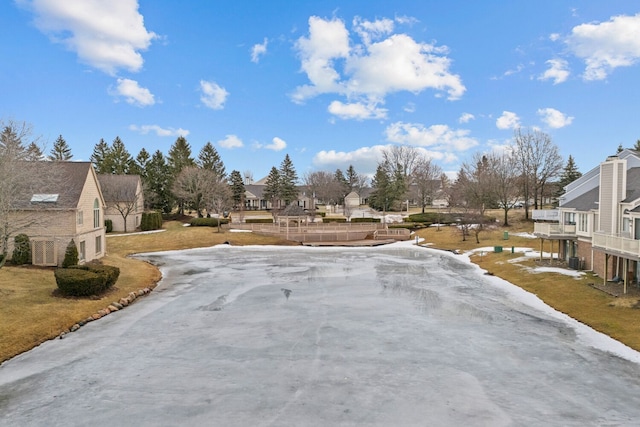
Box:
8, 161, 106, 267
98, 174, 144, 233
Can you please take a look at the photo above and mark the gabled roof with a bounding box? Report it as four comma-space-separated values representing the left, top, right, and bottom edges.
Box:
622, 167, 640, 203
97, 174, 141, 203
561, 186, 599, 211
14, 161, 94, 210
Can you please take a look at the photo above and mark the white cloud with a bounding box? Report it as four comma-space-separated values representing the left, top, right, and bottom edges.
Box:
251, 38, 268, 63
539, 59, 570, 84
217, 134, 244, 149
352, 16, 394, 45
566, 13, 640, 80
385, 122, 478, 151
328, 100, 387, 120
21, 0, 157, 75
266, 137, 287, 151
129, 124, 188, 137
114, 78, 154, 106
459, 113, 475, 123
200, 80, 229, 110
496, 111, 521, 130
292, 15, 465, 112
537, 107, 574, 128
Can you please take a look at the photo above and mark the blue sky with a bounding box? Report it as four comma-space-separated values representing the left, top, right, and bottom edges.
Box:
2, 1, 640, 181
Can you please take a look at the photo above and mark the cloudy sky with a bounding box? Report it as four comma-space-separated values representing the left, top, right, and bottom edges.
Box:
2, 1, 640, 180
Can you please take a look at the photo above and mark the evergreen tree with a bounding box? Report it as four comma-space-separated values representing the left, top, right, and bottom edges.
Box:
135, 148, 150, 178
168, 136, 195, 175
25, 142, 44, 161
617, 144, 624, 153
279, 154, 298, 206
198, 142, 226, 179
91, 138, 112, 173
108, 136, 135, 174
557, 155, 582, 196
48, 134, 72, 161
634, 139, 640, 151
229, 170, 245, 209
334, 168, 349, 200
368, 163, 392, 211
145, 150, 173, 213
263, 166, 281, 209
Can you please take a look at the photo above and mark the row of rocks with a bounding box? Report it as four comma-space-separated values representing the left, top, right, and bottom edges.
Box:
59, 284, 157, 339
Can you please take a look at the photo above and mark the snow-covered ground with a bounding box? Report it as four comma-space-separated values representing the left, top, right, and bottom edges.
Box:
1, 242, 639, 425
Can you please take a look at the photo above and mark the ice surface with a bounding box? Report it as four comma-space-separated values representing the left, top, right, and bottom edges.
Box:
1, 242, 640, 426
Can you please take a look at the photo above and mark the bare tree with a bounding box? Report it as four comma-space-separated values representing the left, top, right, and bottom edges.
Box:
172, 166, 210, 217
99, 175, 141, 233
513, 128, 563, 219
0, 120, 49, 268
303, 170, 343, 206
203, 177, 233, 232
410, 157, 443, 213
484, 151, 521, 226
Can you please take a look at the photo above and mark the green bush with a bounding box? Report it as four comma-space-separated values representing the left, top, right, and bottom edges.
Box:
245, 218, 274, 224
189, 217, 229, 227
141, 212, 163, 231
12, 234, 31, 265
55, 268, 107, 297
104, 219, 113, 233
323, 217, 347, 223
56, 263, 120, 297
350, 217, 381, 223
62, 239, 79, 268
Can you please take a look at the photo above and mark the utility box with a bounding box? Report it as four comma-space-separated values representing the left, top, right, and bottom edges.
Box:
494, 246, 503, 253
503, 231, 509, 240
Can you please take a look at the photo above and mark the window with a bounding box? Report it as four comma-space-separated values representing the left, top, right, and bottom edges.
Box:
77, 210, 83, 225
79, 241, 86, 261
93, 199, 100, 228
564, 212, 576, 225
578, 214, 588, 232
95, 236, 102, 255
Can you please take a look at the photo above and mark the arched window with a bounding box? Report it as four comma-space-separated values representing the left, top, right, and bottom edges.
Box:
93, 199, 100, 228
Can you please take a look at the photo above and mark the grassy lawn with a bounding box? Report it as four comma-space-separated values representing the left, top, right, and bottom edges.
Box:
0, 221, 294, 363
2, 212, 640, 364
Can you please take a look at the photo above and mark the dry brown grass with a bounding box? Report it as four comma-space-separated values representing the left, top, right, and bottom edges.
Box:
0, 221, 296, 363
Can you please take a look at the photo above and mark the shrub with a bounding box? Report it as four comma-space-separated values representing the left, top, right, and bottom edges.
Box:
12, 234, 31, 265
56, 263, 120, 297
350, 217, 380, 223
189, 217, 229, 227
104, 219, 113, 233
141, 212, 163, 231
323, 217, 347, 223
62, 239, 79, 268
246, 218, 274, 224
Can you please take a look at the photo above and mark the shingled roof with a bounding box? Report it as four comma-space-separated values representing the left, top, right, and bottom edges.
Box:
13, 161, 94, 210
97, 174, 140, 203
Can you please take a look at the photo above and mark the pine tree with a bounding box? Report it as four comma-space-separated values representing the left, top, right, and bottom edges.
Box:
229, 170, 245, 209
334, 168, 349, 200
369, 163, 392, 211
168, 136, 195, 175
557, 155, 582, 196
109, 136, 135, 174
279, 154, 298, 206
634, 139, 640, 151
25, 142, 44, 161
198, 142, 226, 179
135, 148, 150, 179
145, 150, 173, 213
91, 138, 112, 173
48, 135, 72, 161
263, 166, 281, 209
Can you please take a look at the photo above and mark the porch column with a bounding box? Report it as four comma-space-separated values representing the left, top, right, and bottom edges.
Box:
604, 254, 609, 286
624, 258, 628, 295
540, 238, 544, 262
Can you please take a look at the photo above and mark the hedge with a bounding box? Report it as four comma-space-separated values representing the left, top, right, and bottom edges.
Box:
246, 218, 274, 224
55, 264, 120, 297
141, 212, 163, 231
350, 217, 381, 223
189, 217, 230, 227
323, 217, 347, 223
62, 239, 79, 268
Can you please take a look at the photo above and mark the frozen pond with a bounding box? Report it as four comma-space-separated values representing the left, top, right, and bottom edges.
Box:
2, 243, 640, 426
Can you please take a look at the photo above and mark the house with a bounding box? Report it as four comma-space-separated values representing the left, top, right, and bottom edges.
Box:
534, 149, 640, 291
8, 161, 106, 267
97, 174, 144, 232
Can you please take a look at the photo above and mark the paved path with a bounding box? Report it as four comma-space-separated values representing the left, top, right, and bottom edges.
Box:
2, 244, 640, 426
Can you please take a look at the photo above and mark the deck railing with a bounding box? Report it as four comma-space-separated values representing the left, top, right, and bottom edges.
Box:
592, 232, 640, 257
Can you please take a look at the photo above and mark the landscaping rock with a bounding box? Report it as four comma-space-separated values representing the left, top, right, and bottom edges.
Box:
107, 305, 119, 312
70, 324, 80, 332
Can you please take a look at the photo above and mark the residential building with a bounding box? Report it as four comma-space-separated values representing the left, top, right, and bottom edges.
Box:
97, 174, 144, 232
8, 161, 106, 266
534, 149, 640, 290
